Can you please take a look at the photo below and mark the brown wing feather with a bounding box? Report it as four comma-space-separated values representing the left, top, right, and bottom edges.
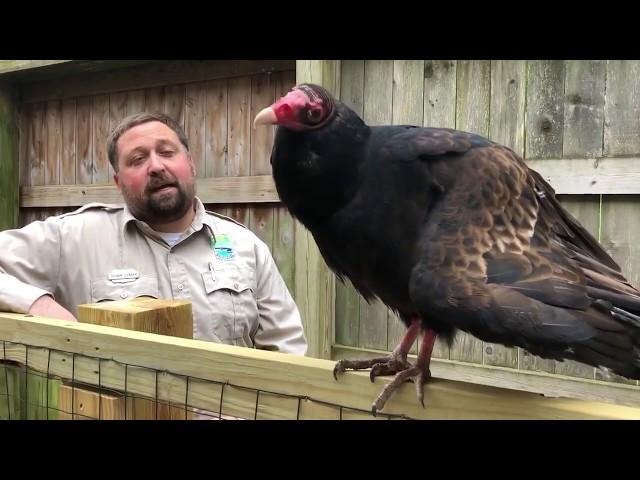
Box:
409, 141, 640, 378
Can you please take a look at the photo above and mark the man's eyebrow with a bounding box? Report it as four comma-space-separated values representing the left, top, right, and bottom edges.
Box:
156, 139, 178, 147
124, 146, 147, 158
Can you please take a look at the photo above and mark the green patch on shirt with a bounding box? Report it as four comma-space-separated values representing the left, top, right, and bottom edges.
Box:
212, 233, 235, 261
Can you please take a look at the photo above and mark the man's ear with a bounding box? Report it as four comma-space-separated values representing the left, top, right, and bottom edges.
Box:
114, 172, 120, 189
189, 153, 196, 176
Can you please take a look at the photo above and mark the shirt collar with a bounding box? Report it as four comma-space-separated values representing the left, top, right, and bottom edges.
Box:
122, 196, 214, 240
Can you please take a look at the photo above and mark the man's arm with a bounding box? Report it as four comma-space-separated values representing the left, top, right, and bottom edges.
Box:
252, 240, 307, 355
0, 218, 77, 320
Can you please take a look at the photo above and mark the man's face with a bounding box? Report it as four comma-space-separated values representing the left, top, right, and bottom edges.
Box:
114, 121, 196, 226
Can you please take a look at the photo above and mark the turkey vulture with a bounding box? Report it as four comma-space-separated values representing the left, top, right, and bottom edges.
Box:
254, 83, 640, 415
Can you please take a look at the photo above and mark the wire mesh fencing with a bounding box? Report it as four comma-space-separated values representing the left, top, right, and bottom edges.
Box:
0, 340, 409, 420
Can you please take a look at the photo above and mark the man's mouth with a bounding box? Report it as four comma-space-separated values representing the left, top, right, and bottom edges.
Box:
149, 183, 177, 194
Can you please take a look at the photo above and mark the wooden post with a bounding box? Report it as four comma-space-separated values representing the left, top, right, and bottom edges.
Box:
0, 81, 19, 231
58, 297, 193, 419
293, 60, 340, 360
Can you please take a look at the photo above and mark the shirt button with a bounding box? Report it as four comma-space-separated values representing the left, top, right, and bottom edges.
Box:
177, 284, 184, 291
233, 282, 239, 289
120, 292, 128, 299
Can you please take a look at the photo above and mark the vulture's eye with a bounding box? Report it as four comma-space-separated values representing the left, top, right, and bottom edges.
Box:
307, 108, 322, 123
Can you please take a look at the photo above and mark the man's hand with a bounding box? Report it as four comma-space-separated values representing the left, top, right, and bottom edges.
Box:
29, 295, 78, 322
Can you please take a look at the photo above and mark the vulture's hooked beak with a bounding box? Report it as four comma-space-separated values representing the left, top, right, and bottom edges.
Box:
253, 106, 278, 129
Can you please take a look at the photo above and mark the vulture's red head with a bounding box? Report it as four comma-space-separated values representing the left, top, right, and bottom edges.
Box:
254, 83, 336, 131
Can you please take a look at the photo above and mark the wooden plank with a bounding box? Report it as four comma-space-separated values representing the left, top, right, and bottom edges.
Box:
332, 345, 640, 409
0, 83, 18, 230
525, 157, 640, 195
604, 61, 640, 156
204, 79, 228, 178
184, 82, 206, 177
392, 60, 424, 126
295, 60, 339, 360
45, 100, 61, 186
29, 102, 46, 187
335, 61, 364, 348
227, 77, 251, 177
126, 90, 145, 116
76, 97, 93, 184
57, 383, 126, 420
163, 85, 185, 129
249, 74, 276, 175
20, 175, 280, 207
489, 60, 526, 155
18, 102, 30, 188
77, 297, 193, 338
484, 60, 527, 369
524, 60, 565, 159
271, 71, 297, 295
360, 60, 393, 352
21, 60, 295, 104
92, 94, 110, 184
0, 363, 22, 419
450, 60, 490, 364
363, 60, 393, 125
255, 391, 300, 420
273, 207, 296, 294
60, 99, 76, 184
423, 60, 457, 129
563, 61, 605, 158
0, 60, 72, 75
455, 60, 490, 136
227, 205, 250, 227
1, 314, 639, 419
144, 86, 164, 114
108, 92, 128, 178
249, 74, 276, 247
108, 92, 128, 132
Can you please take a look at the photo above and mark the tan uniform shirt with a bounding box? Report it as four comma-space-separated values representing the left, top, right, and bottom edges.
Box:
0, 197, 307, 355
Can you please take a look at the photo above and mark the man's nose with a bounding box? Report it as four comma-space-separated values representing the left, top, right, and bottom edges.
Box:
148, 151, 165, 173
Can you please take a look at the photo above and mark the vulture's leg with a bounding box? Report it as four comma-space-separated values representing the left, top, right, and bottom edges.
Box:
371, 327, 436, 416
332, 319, 420, 380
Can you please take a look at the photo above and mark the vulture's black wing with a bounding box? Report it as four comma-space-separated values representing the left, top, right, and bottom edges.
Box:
385, 127, 640, 378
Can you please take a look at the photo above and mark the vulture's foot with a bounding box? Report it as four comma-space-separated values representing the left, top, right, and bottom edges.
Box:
371, 363, 432, 416
332, 350, 412, 381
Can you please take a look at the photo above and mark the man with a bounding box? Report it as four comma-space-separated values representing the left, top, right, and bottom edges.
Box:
0, 112, 307, 355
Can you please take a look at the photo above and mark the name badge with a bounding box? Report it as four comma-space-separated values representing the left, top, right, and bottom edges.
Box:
108, 269, 140, 284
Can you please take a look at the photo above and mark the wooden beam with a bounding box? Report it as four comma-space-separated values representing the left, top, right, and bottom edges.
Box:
0, 82, 18, 230
332, 345, 640, 408
19, 175, 280, 207
0, 61, 73, 75
526, 157, 640, 194
1, 313, 639, 419
77, 297, 193, 339
294, 60, 340, 360
20, 60, 295, 104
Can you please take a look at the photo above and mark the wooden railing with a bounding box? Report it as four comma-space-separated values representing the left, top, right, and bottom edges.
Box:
1, 299, 639, 420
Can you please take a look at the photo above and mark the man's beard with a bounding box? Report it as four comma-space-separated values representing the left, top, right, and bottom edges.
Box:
121, 173, 196, 227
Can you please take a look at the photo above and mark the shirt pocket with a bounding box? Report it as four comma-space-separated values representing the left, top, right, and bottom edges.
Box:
90, 275, 160, 303
201, 265, 258, 345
